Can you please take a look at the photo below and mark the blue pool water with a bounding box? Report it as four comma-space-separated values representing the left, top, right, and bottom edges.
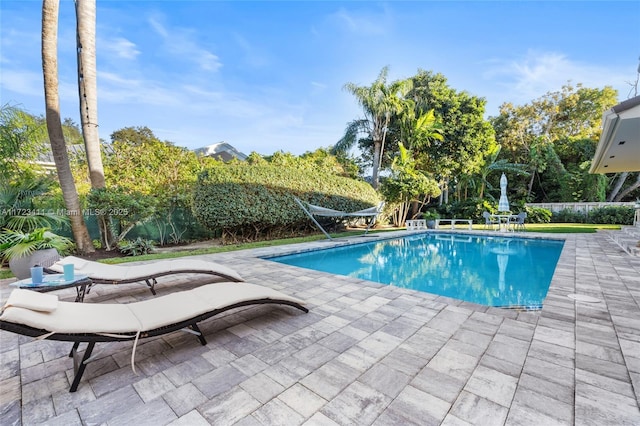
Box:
267, 233, 564, 308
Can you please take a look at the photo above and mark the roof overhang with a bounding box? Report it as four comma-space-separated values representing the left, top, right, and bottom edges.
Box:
590, 95, 640, 174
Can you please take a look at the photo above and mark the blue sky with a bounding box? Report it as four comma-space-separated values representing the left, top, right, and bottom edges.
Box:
1, 1, 638, 156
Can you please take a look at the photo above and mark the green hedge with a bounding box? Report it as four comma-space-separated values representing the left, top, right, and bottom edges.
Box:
551, 206, 634, 225
192, 164, 380, 241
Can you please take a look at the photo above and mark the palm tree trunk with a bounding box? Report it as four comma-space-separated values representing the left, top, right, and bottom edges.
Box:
76, 0, 115, 249
371, 140, 382, 189
527, 170, 536, 199
42, 0, 94, 254
75, 0, 105, 188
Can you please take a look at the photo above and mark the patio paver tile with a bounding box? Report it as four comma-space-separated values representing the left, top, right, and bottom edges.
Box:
378, 384, 450, 425
511, 386, 573, 424
239, 372, 285, 404
192, 364, 247, 399
450, 390, 509, 426
463, 364, 518, 407
162, 383, 208, 417
358, 362, 411, 399
133, 372, 176, 402
410, 366, 466, 404
278, 383, 328, 419
321, 381, 391, 425
300, 359, 360, 400
167, 409, 211, 426
198, 386, 261, 425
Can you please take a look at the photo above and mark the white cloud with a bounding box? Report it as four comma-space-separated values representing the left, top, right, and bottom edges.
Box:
483, 50, 632, 105
147, 15, 222, 72
233, 33, 269, 68
0, 70, 43, 97
102, 37, 140, 60
98, 71, 183, 106
330, 7, 390, 36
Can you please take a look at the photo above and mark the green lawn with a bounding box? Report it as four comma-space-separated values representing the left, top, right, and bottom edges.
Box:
518, 223, 620, 233
0, 223, 622, 279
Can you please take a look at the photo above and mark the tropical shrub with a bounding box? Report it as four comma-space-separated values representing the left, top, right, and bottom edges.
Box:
192, 163, 380, 242
380, 144, 441, 226
0, 228, 73, 263
550, 208, 586, 223
587, 206, 634, 225
438, 198, 490, 223
549, 206, 633, 224
117, 237, 155, 256
523, 206, 552, 223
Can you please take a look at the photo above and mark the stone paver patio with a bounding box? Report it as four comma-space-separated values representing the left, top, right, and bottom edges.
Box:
1, 230, 639, 425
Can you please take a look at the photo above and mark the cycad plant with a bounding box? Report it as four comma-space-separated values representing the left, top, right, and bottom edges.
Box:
0, 227, 73, 263
0, 178, 66, 232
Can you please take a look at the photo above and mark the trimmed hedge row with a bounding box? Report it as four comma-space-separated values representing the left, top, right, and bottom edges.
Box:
191, 164, 380, 241
550, 206, 635, 225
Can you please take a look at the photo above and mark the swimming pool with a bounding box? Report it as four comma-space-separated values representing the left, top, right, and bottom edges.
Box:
266, 233, 564, 309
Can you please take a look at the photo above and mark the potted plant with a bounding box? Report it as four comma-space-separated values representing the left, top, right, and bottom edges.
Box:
0, 228, 73, 279
423, 210, 440, 229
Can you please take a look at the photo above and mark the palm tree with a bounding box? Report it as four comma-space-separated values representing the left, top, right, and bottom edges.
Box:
477, 145, 529, 199
334, 66, 410, 189
42, 0, 94, 254
75, 0, 116, 247
401, 108, 444, 151
75, 0, 105, 189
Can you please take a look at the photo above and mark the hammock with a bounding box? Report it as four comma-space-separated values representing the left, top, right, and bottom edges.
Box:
294, 197, 384, 240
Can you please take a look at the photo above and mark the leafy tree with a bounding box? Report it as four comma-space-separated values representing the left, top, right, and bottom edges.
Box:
87, 188, 157, 247
405, 70, 496, 203
381, 143, 440, 226
491, 83, 619, 202
555, 138, 607, 201
62, 118, 84, 145
0, 104, 49, 181
334, 66, 411, 189
474, 145, 529, 200
300, 148, 361, 179
95, 126, 216, 246
398, 109, 444, 152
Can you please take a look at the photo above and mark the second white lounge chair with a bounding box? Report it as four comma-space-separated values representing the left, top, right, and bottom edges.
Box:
0, 282, 307, 391
47, 256, 243, 295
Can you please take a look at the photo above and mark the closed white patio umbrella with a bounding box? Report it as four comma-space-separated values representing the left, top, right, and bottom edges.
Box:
498, 173, 510, 212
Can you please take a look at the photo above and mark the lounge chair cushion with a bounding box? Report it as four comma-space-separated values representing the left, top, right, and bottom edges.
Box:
0, 282, 304, 335
49, 256, 243, 283
3, 289, 58, 313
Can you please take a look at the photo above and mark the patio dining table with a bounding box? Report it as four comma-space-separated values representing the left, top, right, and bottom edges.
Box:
490, 213, 516, 232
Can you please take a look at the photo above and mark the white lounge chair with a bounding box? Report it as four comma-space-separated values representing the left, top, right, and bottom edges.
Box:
47, 256, 243, 295
0, 282, 307, 392
294, 197, 384, 240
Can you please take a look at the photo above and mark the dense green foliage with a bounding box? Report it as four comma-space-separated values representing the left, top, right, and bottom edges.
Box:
490, 84, 632, 203
192, 161, 380, 242
381, 143, 441, 226
549, 206, 635, 225
117, 237, 155, 256
87, 127, 219, 246
0, 228, 73, 262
